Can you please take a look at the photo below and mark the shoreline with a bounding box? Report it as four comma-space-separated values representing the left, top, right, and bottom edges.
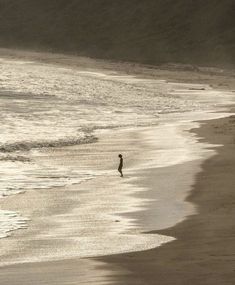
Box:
0, 49, 234, 284
0, 121, 209, 266
98, 115, 235, 285
0, 115, 234, 284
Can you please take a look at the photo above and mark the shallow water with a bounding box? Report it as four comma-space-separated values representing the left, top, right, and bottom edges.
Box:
0, 58, 232, 197
0, 56, 234, 263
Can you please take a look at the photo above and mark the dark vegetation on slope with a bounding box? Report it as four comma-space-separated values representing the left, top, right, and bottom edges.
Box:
0, 0, 234, 67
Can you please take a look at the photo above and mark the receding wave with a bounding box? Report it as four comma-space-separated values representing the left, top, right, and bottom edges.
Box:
0, 210, 28, 239
0, 135, 97, 153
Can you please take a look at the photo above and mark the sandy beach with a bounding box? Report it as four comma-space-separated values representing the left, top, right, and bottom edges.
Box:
0, 49, 234, 284
100, 115, 235, 285
1, 115, 235, 285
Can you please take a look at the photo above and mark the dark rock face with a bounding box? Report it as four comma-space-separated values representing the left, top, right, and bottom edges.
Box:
0, 0, 234, 67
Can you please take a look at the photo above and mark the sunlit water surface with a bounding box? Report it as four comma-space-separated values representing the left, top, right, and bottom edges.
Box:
0, 57, 234, 264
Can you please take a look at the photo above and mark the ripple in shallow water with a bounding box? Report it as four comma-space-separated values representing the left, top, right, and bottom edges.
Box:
0, 210, 28, 239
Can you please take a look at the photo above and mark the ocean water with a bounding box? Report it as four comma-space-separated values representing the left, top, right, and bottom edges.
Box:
0, 57, 234, 263
0, 58, 211, 200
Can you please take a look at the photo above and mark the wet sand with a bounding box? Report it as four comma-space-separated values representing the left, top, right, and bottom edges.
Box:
0, 116, 234, 285
99, 115, 235, 285
0, 49, 234, 284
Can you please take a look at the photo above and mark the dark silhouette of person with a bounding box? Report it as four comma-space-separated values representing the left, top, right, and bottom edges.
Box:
118, 154, 123, 177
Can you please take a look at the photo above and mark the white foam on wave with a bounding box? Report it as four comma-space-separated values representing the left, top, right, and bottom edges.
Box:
0, 134, 97, 153
0, 210, 28, 239
0, 57, 233, 153
0, 57, 221, 200
0, 56, 235, 265
0, 164, 175, 266
0, 118, 226, 266
0, 157, 96, 198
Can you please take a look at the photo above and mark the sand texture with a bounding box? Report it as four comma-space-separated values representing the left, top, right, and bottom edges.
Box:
0, 50, 234, 284
100, 116, 235, 285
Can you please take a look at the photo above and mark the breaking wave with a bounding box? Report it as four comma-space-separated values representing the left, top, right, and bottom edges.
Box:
0, 155, 31, 162
0, 134, 97, 153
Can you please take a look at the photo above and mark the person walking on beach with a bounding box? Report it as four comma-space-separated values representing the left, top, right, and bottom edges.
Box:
118, 154, 124, 177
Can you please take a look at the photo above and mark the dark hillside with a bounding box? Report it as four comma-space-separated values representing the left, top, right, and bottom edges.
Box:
0, 0, 234, 67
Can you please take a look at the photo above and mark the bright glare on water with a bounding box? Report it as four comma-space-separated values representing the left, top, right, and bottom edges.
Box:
0, 57, 234, 263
